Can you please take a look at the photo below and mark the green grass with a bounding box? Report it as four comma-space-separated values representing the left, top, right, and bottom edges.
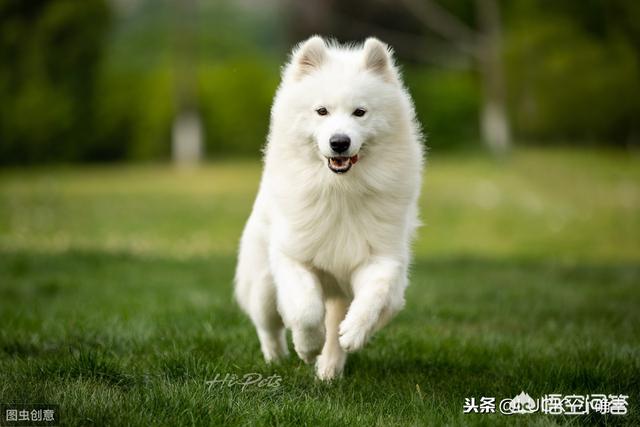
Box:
1, 148, 639, 425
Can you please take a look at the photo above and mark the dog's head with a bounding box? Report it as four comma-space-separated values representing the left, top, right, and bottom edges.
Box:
275, 36, 404, 175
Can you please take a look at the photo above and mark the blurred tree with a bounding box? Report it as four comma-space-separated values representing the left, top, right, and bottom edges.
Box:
505, 0, 640, 146
289, 0, 640, 150
100, 0, 285, 161
1, 0, 638, 164
0, 0, 111, 163
171, 0, 203, 166
381, 0, 511, 154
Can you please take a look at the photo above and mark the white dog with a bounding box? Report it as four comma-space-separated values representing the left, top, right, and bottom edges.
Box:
235, 36, 424, 380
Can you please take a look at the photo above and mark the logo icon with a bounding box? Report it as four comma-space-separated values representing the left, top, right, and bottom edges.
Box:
500, 391, 539, 414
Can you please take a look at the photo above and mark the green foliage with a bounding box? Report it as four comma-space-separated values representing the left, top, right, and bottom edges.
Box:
2, 0, 640, 164
506, 16, 640, 144
0, 0, 111, 163
88, 65, 175, 161
91, 58, 278, 161
87, 0, 283, 161
199, 59, 279, 157
405, 69, 480, 150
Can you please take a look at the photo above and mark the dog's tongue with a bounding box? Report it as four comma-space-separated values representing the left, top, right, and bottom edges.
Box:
328, 154, 359, 173
330, 155, 358, 167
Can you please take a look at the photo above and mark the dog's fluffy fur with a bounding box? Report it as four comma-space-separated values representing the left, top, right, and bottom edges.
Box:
235, 36, 424, 380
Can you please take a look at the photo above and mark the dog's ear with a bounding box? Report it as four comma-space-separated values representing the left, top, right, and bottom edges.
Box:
362, 37, 394, 81
292, 36, 327, 80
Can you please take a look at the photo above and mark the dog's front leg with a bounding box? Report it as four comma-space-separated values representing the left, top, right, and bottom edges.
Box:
339, 257, 406, 353
270, 249, 325, 364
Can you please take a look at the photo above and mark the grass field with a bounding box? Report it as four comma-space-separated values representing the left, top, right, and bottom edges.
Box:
1, 148, 639, 425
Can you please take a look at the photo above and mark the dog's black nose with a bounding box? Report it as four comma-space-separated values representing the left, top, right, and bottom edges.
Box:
330, 134, 351, 154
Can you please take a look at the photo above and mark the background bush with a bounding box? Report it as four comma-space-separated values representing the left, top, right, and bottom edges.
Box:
506, 13, 640, 145
0, 0, 111, 163
0, 0, 639, 164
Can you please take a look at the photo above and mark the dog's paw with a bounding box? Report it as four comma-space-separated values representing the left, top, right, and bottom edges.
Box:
292, 325, 325, 364
298, 350, 320, 364
262, 345, 289, 364
338, 317, 369, 353
258, 329, 289, 364
315, 352, 346, 381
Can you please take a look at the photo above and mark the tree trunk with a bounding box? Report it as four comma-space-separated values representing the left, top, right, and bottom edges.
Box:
171, 0, 203, 166
476, 0, 510, 154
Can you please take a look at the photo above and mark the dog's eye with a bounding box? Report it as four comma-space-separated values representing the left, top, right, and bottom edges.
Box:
353, 108, 366, 117
316, 107, 328, 116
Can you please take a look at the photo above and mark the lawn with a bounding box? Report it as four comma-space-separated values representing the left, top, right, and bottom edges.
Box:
1, 148, 639, 425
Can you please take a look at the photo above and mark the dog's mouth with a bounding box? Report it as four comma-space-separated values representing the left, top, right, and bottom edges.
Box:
327, 155, 359, 174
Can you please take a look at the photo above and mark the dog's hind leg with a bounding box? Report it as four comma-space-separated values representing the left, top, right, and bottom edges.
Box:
235, 220, 288, 362
251, 276, 289, 363
315, 297, 348, 381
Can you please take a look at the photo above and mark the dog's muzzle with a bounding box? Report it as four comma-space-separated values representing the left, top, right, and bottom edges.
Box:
328, 155, 359, 174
